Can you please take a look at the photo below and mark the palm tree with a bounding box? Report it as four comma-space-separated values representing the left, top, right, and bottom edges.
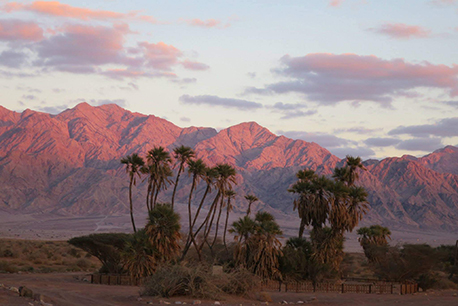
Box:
231, 212, 283, 279
180, 166, 218, 260
145, 147, 172, 210
244, 194, 258, 216
357, 225, 391, 263
145, 203, 181, 262
122, 230, 156, 278
345, 155, 366, 186
223, 189, 236, 250
186, 159, 207, 255
171, 146, 195, 209
121, 153, 145, 233
210, 164, 237, 248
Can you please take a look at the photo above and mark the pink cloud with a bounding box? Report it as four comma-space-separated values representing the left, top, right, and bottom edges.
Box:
138, 42, 182, 70
181, 59, 210, 71
430, 0, 458, 6
0, 19, 44, 42
371, 23, 431, 39
329, 0, 344, 7
246, 53, 458, 106
187, 18, 222, 28
1, 1, 157, 23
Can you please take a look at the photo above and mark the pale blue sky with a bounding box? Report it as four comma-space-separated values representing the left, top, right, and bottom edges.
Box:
1, 0, 457, 158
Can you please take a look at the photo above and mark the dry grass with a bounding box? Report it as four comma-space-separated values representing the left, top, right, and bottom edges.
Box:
0, 238, 100, 273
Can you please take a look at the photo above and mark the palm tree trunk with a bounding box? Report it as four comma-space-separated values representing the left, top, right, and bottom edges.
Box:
129, 175, 137, 233
171, 163, 184, 209
299, 219, 306, 238
223, 197, 231, 251
196, 191, 221, 255
146, 177, 152, 212
150, 177, 156, 211
210, 195, 225, 249
153, 179, 161, 207
181, 189, 218, 260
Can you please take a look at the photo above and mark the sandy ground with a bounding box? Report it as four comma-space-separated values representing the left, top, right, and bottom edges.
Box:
1, 206, 457, 252
0, 273, 458, 306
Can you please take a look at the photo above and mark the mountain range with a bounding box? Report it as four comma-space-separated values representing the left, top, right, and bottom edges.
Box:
0, 103, 457, 231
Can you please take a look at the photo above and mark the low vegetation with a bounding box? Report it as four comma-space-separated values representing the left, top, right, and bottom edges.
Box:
0, 238, 100, 273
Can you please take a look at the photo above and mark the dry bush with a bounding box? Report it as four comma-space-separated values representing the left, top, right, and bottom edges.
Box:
221, 268, 259, 296
258, 292, 272, 302
142, 264, 221, 299
142, 264, 259, 299
0, 260, 18, 273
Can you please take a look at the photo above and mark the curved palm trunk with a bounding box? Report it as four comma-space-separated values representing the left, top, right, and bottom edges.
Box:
223, 197, 232, 251
196, 191, 221, 255
181, 189, 219, 260
246, 201, 253, 216
298, 219, 306, 238
210, 195, 225, 250
129, 175, 137, 233
146, 177, 152, 212
153, 178, 162, 208
171, 163, 184, 209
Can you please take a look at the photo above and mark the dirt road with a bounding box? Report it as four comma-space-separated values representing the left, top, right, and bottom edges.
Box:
0, 273, 457, 306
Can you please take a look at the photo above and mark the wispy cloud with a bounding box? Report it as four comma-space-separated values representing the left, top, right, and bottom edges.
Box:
389, 117, 458, 137
369, 23, 431, 40
179, 94, 262, 110
1, 1, 158, 23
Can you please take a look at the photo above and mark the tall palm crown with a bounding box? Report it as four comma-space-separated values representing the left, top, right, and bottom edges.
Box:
121, 153, 145, 233
244, 194, 259, 216
345, 155, 366, 186
145, 147, 172, 210
171, 146, 195, 208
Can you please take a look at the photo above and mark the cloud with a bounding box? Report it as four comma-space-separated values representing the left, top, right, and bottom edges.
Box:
181, 59, 210, 71
389, 117, 458, 137
334, 126, 382, 134
395, 137, 443, 151
35, 104, 69, 114
179, 94, 262, 110
0, 22, 207, 80
278, 130, 354, 148
430, 0, 458, 6
186, 19, 222, 28
246, 53, 458, 107
180, 117, 191, 122
329, 0, 344, 7
0, 19, 44, 42
268, 102, 317, 119
90, 99, 127, 107
1, 1, 157, 23
171, 77, 197, 85
369, 23, 431, 40
247, 72, 256, 78
442, 101, 458, 108
330, 147, 376, 159
0, 50, 28, 68
22, 94, 37, 100
364, 137, 401, 147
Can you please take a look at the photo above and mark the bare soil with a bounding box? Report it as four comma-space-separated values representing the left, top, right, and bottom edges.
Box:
0, 273, 458, 306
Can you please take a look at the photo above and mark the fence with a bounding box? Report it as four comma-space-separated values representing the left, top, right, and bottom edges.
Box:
260, 279, 418, 295
90, 274, 142, 286
89, 274, 418, 295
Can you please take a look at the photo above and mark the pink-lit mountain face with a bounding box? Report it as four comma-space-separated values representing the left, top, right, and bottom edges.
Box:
0, 103, 457, 230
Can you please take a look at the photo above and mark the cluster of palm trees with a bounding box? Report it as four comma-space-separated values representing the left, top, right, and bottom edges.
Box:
357, 225, 392, 263
121, 145, 260, 261
289, 156, 369, 271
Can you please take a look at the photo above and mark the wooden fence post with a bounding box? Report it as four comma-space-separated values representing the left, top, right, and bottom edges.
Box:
369, 285, 372, 294
341, 283, 345, 293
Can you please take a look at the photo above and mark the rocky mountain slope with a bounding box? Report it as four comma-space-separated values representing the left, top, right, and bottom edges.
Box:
0, 103, 457, 231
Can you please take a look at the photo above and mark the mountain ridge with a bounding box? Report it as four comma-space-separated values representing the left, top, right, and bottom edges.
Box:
0, 103, 457, 231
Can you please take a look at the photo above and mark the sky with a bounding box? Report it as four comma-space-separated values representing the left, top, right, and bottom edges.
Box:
0, 0, 457, 159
